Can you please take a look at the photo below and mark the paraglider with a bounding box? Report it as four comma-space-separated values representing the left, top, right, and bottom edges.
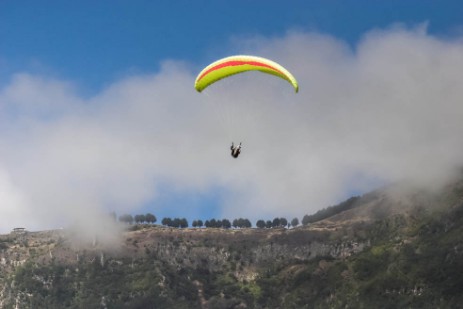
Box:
194, 55, 298, 158
194, 55, 299, 93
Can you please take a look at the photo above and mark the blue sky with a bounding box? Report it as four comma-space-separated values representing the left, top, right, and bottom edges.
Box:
1, 1, 461, 91
1, 1, 463, 232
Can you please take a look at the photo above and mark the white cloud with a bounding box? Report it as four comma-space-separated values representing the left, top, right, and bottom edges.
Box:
1, 25, 463, 233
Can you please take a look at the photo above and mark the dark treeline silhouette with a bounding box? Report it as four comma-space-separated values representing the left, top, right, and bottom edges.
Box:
118, 213, 157, 225
233, 218, 252, 228
192, 220, 203, 228
116, 213, 302, 229
161, 218, 188, 228
301, 196, 360, 226
204, 219, 232, 228
256, 217, 297, 229
116, 200, 364, 230
196, 218, 252, 229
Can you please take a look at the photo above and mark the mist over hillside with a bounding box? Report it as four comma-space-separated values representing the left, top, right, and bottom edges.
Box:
1, 174, 463, 308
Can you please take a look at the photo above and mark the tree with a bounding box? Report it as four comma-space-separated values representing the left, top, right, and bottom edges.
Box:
119, 214, 134, 225
272, 218, 281, 228
280, 218, 288, 228
162, 217, 172, 227
180, 218, 188, 228
266, 220, 273, 229
291, 217, 299, 228
145, 213, 157, 224
233, 218, 252, 228
256, 220, 266, 229
302, 215, 311, 226
222, 219, 231, 229
134, 214, 146, 224
210, 219, 217, 228
193, 220, 204, 228
234, 218, 244, 228
172, 218, 181, 228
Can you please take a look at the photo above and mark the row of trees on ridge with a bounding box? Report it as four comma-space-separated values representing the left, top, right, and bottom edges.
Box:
116, 212, 315, 229
114, 195, 361, 229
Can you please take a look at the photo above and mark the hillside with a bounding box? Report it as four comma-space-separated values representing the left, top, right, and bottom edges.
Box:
1, 177, 463, 308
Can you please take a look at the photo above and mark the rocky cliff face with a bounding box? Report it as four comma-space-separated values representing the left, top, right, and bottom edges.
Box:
0, 224, 367, 308
2, 176, 463, 308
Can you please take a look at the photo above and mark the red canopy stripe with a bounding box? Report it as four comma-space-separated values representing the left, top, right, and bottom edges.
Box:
197, 60, 285, 82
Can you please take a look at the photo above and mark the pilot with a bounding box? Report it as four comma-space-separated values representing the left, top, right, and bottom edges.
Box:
230, 142, 242, 158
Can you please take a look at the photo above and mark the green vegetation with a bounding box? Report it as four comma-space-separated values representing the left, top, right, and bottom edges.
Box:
7, 258, 197, 308
117, 212, 305, 230
301, 196, 360, 225
3, 179, 463, 307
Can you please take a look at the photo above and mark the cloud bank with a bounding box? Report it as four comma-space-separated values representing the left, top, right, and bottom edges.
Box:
1, 24, 463, 233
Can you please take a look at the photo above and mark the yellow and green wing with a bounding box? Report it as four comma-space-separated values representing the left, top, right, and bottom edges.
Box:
194, 55, 298, 93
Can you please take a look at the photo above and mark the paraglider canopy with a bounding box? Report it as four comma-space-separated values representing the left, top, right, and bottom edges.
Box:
194, 55, 299, 93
